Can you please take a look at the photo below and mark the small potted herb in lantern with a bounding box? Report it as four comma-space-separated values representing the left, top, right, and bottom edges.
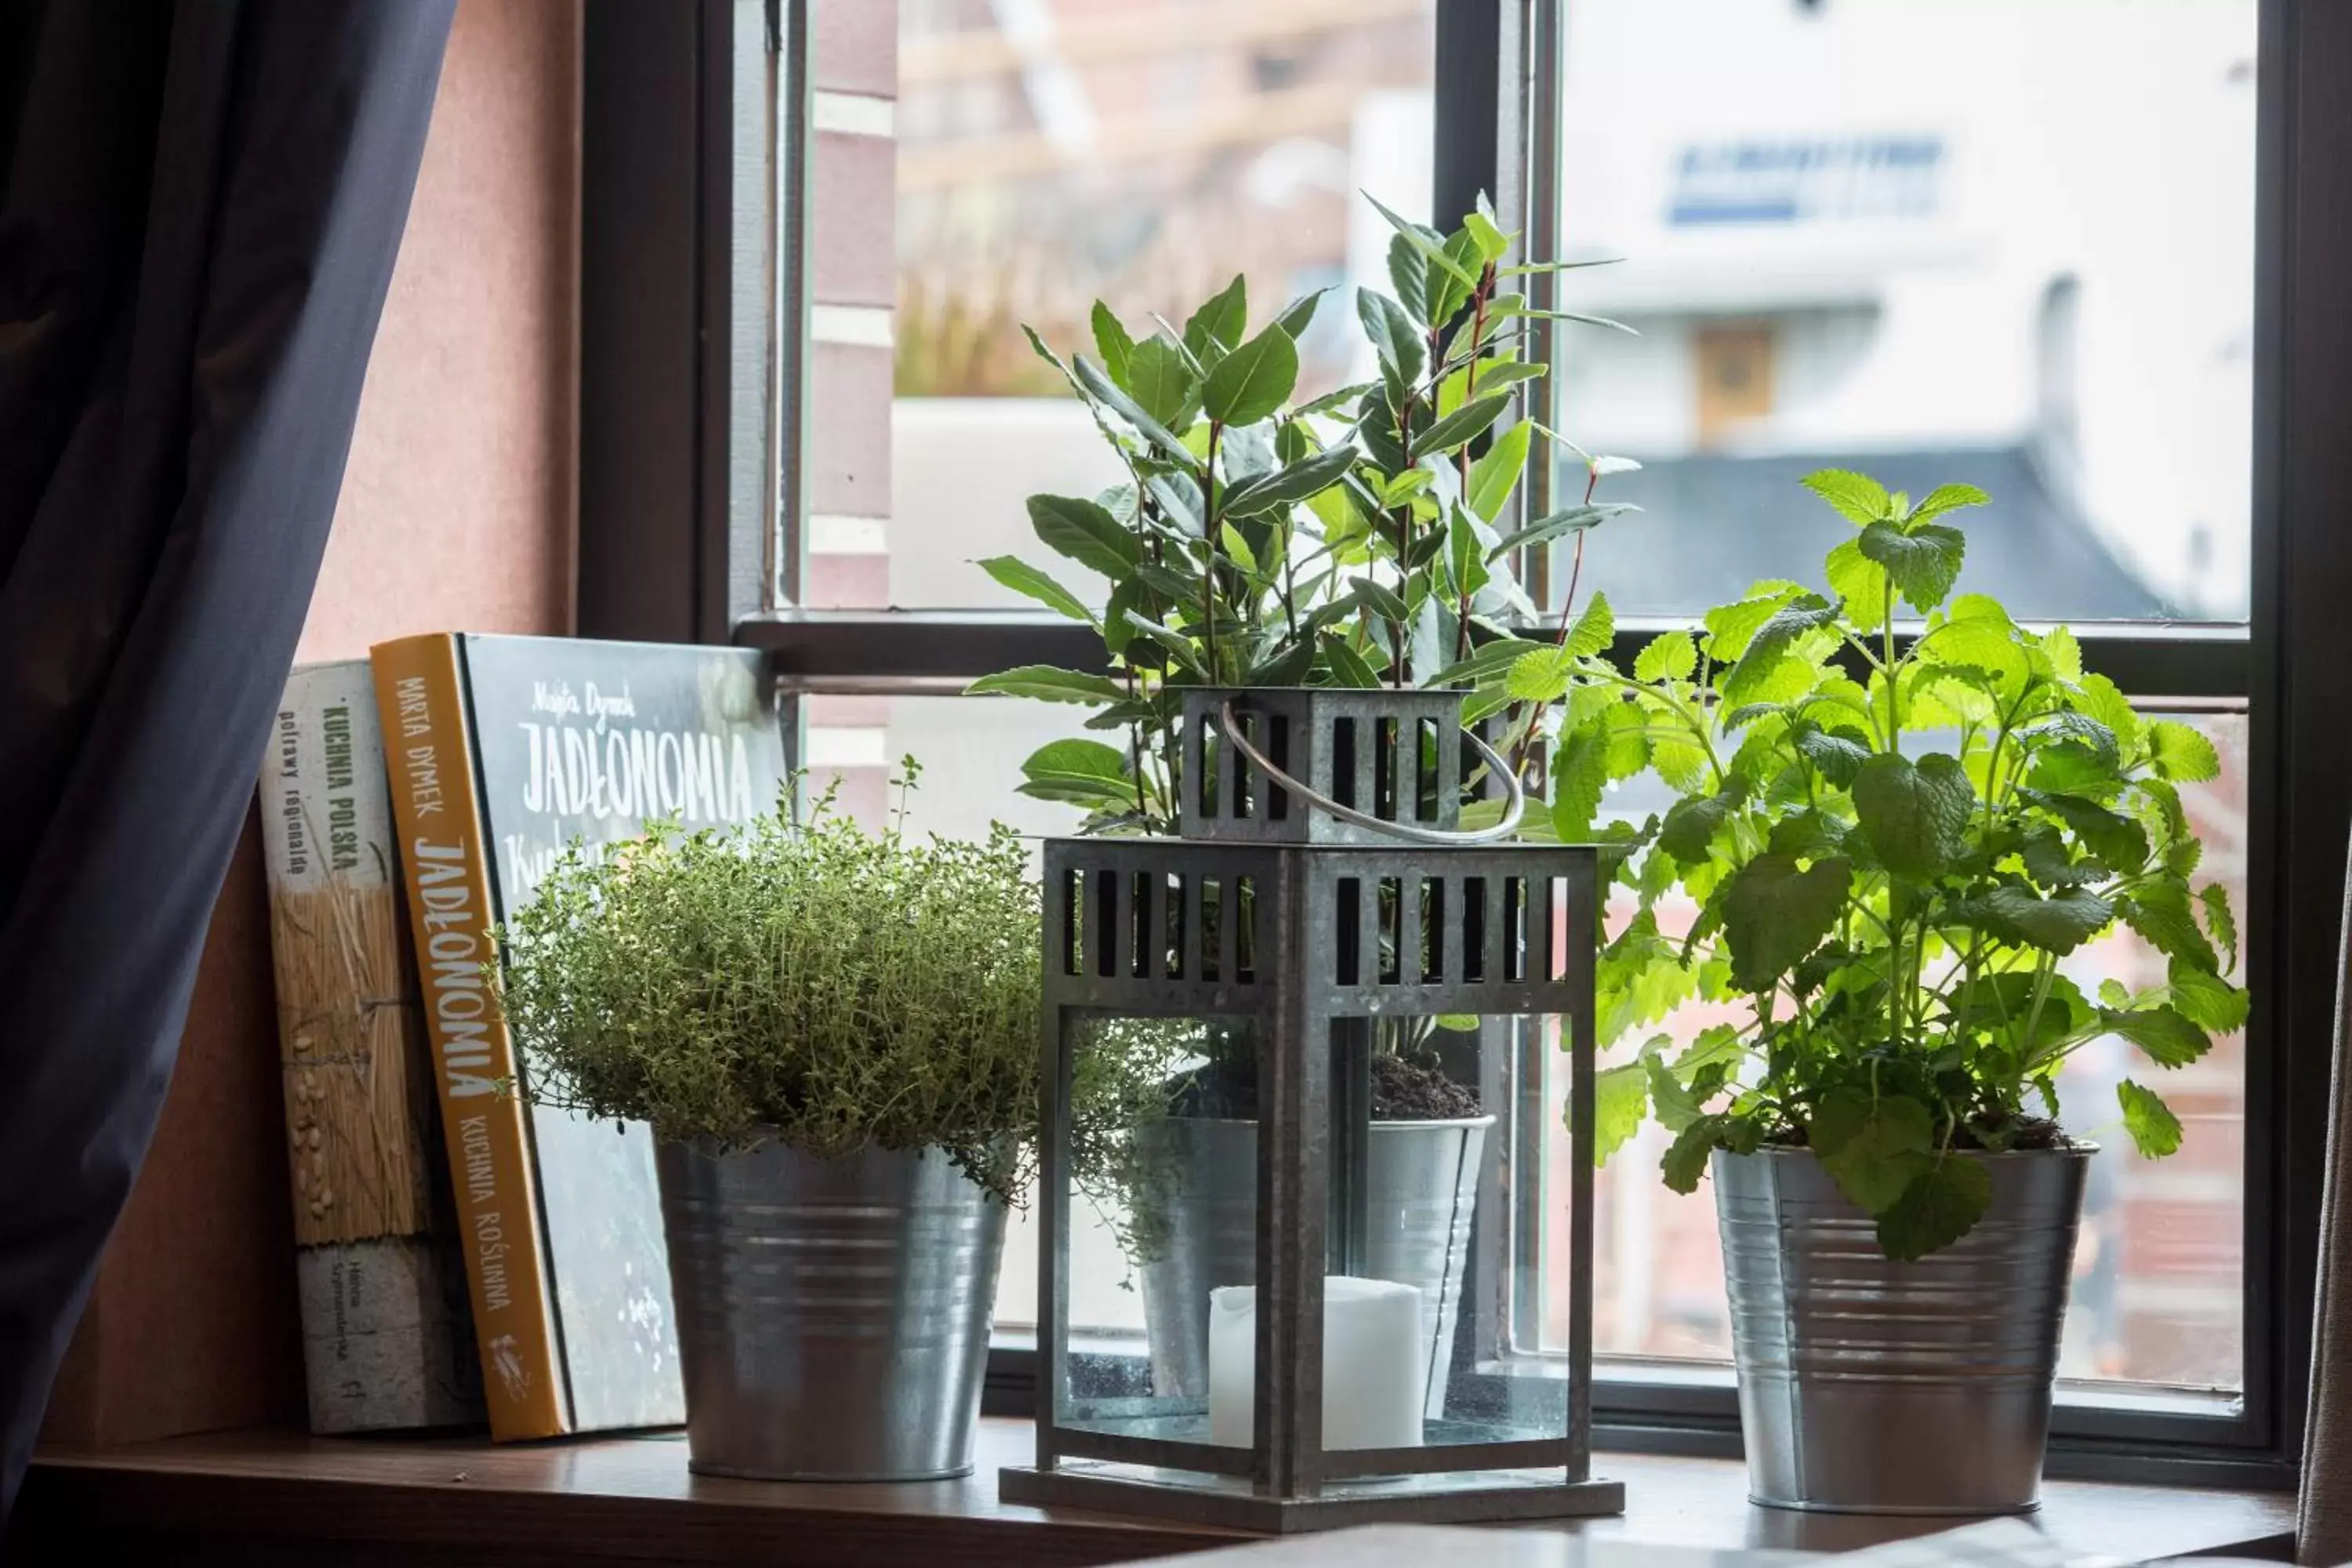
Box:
970, 194, 1635, 1415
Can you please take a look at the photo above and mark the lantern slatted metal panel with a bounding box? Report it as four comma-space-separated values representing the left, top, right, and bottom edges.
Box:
1000, 690, 1624, 1533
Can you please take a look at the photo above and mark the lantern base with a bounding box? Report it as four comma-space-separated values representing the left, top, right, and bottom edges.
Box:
998, 1460, 1624, 1533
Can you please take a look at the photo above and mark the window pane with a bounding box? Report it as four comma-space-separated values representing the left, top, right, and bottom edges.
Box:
1545, 1, 2257, 622
860, 1, 1437, 613
1537, 709, 2249, 1393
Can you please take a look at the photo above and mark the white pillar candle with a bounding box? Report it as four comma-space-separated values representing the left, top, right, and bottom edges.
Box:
1206, 1276, 1425, 1450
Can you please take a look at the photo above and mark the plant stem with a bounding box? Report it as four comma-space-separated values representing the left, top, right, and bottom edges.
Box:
1454, 267, 1494, 662
1203, 420, 1224, 683
1882, 579, 1899, 755
1123, 666, 1149, 825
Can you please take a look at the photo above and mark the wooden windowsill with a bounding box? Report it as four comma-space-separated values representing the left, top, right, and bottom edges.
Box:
13, 1420, 2296, 1566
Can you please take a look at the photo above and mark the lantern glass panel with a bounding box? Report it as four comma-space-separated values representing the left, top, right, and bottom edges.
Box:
1051, 1011, 1265, 1453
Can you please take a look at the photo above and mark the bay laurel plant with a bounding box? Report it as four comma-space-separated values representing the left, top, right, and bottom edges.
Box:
492, 768, 1179, 1211
1498, 470, 2247, 1259
967, 194, 1633, 832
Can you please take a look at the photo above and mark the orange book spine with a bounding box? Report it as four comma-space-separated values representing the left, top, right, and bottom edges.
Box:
371, 633, 568, 1439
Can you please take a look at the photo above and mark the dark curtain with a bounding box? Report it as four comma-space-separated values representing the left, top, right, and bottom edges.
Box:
0, 0, 453, 1520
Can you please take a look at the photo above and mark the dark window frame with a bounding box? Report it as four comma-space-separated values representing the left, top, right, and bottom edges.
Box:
579, 0, 2350, 1490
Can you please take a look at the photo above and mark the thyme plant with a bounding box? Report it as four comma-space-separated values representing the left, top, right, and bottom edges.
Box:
1497, 471, 2247, 1258
493, 769, 1176, 1208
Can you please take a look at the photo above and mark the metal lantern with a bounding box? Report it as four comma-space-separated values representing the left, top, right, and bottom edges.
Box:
998, 688, 1624, 1532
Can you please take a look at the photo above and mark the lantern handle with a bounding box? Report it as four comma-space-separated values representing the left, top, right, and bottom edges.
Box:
1216, 700, 1526, 847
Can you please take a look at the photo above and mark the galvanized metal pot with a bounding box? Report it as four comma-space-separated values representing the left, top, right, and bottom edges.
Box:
655, 1136, 1006, 1481
1715, 1145, 2089, 1515
1137, 1114, 1490, 1417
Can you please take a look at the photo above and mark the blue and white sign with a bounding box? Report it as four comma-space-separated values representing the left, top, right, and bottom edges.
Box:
1668, 136, 1944, 227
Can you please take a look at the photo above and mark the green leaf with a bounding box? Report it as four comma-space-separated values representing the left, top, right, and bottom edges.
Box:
2072, 673, 2141, 750
1183, 274, 1247, 357
1323, 636, 1383, 688
2020, 826, 2100, 888
1090, 303, 1135, 387
1857, 521, 1966, 613
1825, 537, 1890, 634
1490, 503, 1635, 557
1428, 227, 1488, 325
1120, 611, 1209, 676
2023, 710, 2121, 768
2168, 960, 2249, 1034
966, 665, 1126, 704
2118, 883, 2218, 967
1876, 1157, 1992, 1261
1218, 521, 1261, 579
1661, 1117, 1722, 1193
1298, 379, 1380, 419
2042, 624, 2084, 684
1660, 785, 1741, 866
1720, 593, 1838, 706
2200, 884, 2240, 971
1200, 323, 1299, 426
1425, 636, 1549, 689
1221, 445, 1359, 519
1644, 1052, 1711, 1134
1446, 506, 1491, 600
1274, 286, 1330, 339
2103, 1005, 2212, 1069
1352, 576, 1409, 626
1721, 853, 1852, 992
2147, 719, 2221, 783
2036, 791, 2150, 873
1022, 737, 1127, 785
1702, 582, 1806, 662
1386, 232, 1430, 325
1976, 884, 2114, 956
1851, 753, 1974, 880
1073, 354, 1192, 462
1029, 494, 1142, 579
1125, 338, 1202, 432
1794, 726, 1871, 789
2117, 1080, 2184, 1158
1635, 631, 1697, 683
1416, 392, 1513, 458
1809, 1090, 1936, 1214
1465, 207, 1512, 262
1356, 288, 1425, 386
1563, 593, 1616, 659
1552, 726, 1610, 841
1594, 1062, 1650, 1163
1467, 422, 1534, 522
1364, 191, 1482, 293
978, 557, 1095, 624
1907, 481, 1991, 524
1802, 468, 1893, 526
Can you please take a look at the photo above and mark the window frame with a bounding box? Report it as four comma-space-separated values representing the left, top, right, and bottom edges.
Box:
578, 0, 2352, 1490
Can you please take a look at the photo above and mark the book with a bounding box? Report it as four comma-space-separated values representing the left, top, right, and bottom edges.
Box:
370, 633, 789, 1439
256, 662, 485, 1434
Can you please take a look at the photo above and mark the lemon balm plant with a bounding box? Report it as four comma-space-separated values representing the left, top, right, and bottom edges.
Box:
1504, 470, 2247, 1261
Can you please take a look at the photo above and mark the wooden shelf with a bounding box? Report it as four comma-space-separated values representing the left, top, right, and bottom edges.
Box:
13, 1420, 2296, 1566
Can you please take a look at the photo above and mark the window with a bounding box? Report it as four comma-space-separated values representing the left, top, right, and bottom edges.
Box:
1541, 0, 2259, 625
581, 0, 2352, 1488
1521, 0, 2264, 1425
